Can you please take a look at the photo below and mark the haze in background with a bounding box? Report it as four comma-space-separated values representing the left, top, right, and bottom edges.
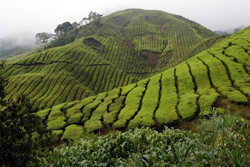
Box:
0, 0, 249, 46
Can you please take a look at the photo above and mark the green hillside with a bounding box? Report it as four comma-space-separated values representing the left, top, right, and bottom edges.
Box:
3, 9, 221, 111
35, 26, 250, 141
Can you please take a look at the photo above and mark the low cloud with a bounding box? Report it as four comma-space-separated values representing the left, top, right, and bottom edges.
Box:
0, 31, 36, 51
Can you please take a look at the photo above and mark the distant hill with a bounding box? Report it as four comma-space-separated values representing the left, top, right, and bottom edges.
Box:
214, 25, 247, 35
3, 9, 223, 111
34, 26, 250, 140
0, 37, 35, 61
0, 46, 31, 61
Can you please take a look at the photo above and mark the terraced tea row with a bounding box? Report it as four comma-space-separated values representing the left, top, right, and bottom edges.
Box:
35, 26, 250, 141
3, 9, 221, 110
3, 43, 135, 111
101, 9, 220, 72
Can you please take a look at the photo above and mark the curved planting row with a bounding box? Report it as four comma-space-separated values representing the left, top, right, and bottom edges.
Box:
3, 39, 135, 111
3, 9, 220, 111
35, 26, 250, 142
3, 9, 222, 109
97, 9, 219, 74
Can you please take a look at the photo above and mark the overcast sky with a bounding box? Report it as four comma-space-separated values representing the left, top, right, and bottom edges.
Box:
0, 0, 250, 43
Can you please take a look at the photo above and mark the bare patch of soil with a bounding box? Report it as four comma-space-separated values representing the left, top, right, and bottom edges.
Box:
160, 27, 165, 35
216, 36, 227, 44
121, 22, 135, 49
191, 26, 198, 32
84, 38, 102, 48
205, 40, 211, 47
141, 50, 161, 69
124, 40, 135, 49
160, 50, 173, 67
214, 97, 250, 121
39, 64, 47, 67
121, 22, 130, 40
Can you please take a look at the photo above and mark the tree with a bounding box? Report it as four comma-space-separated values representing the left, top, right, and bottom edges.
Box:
54, 24, 63, 36
77, 11, 103, 38
35, 32, 54, 50
54, 22, 73, 36
72, 21, 80, 29
79, 11, 103, 26
0, 61, 52, 166
52, 21, 78, 47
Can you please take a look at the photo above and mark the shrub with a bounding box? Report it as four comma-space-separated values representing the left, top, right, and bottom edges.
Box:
68, 113, 83, 124
47, 116, 67, 130
35, 108, 51, 121
61, 124, 85, 141
155, 68, 179, 125
0, 61, 52, 166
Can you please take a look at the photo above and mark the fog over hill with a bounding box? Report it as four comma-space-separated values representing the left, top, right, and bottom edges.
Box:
2, 9, 222, 111
0, 0, 250, 39
0, 33, 36, 60
0, 34, 35, 50
214, 25, 248, 35
1, 0, 249, 61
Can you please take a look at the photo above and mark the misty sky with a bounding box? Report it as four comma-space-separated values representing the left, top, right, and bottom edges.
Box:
0, 0, 250, 43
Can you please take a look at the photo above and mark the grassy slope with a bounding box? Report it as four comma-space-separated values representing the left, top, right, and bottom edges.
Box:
3, 9, 219, 111
36, 26, 250, 141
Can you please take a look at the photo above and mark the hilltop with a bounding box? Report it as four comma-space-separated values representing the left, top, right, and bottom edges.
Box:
2, 9, 222, 111
33, 26, 250, 141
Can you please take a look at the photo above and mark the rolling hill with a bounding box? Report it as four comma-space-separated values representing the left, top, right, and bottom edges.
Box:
34, 26, 250, 141
3, 9, 224, 111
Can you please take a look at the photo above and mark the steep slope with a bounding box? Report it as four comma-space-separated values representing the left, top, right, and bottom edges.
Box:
3, 40, 135, 111
36, 26, 250, 141
93, 9, 219, 73
3, 9, 220, 111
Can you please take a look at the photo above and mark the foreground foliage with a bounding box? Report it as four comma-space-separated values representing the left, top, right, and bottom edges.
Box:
48, 110, 250, 166
0, 62, 52, 167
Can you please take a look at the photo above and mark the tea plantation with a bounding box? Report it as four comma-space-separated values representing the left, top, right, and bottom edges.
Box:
1, 9, 250, 166
2, 9, 225, 111
32, 26, 250, 141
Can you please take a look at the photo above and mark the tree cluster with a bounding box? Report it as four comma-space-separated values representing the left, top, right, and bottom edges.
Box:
35, 32, 54, 50
80, 11, 103, 26
35, 11, 103, 49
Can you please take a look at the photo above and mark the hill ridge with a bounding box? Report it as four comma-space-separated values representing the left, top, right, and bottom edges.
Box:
3, 9, 223, 111
33, 26, 250, 141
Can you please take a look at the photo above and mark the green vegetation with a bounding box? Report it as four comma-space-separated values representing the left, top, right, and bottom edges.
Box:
84, 89, 121, 132
47, 117, 67, 130
0, 62, 52, 166
2, 9, 219, 111
155, 68, 179, 125
2, 9, 250, 166
61, 124, 85, 141
128, 73, 161, 128
187, 57, 220, 115
103, 96, 125, 126
35, 108, 51, 121
176, 62, 198, 119
211, 49, 250, 96
68, 113, 83, 124
112, 79, 148, 129
198, 51, 248, 103
48, 111, 250, 166
6, 25, 248, 135
66, 96, 95, 117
